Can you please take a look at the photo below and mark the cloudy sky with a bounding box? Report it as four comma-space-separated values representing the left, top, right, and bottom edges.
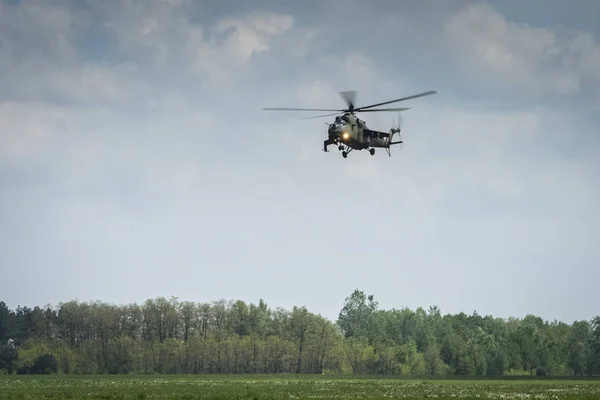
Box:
1, 0, 599, 324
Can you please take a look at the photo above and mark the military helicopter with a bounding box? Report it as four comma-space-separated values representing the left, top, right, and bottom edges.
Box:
263, 90, 437, 158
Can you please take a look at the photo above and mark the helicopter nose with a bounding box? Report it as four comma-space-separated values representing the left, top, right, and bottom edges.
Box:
328, 124, 338, 138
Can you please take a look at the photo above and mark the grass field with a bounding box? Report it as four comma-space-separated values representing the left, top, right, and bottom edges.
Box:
1, 375, 600, 399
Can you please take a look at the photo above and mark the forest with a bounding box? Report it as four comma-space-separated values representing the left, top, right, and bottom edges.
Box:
0, 289, 599, 376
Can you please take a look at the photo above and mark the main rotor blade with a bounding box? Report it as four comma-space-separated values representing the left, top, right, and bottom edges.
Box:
339, 90, 357, 109
263, 107, 344, 112
357, 107, 412, 112
301, 112, 343, 119
356, 90, 437, 111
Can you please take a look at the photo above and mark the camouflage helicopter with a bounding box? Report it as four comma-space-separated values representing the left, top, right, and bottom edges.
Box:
263, 90, 437, 158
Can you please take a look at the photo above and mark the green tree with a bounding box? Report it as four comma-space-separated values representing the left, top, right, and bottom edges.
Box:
337, 289, 378, 342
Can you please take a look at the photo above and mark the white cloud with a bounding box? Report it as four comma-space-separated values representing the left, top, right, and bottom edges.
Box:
0, 102, 69, 160
217, 12, 294, 46
10, 62, 144, 104
99, 2, 294, 84
342, 53, 377, 85
198, 12, 294, 83
0, 1, 79, 62
276, 26, 322, 59
1, 1, 296, 102
443, 2, 600, 94
396, 105, 561, 202
295, 81, 342, 109
0, 1, 147, 104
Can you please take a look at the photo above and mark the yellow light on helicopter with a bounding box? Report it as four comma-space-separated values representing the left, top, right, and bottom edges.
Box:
342, 132, 349, 140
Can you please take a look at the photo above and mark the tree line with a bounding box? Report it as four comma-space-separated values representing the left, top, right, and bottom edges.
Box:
0, 290, 599, 376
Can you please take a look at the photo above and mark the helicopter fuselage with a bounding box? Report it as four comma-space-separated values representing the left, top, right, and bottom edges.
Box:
326, 113, 392, 150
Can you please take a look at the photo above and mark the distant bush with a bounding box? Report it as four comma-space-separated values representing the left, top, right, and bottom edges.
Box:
505, 369, 531, 376
17, 353, 58, 375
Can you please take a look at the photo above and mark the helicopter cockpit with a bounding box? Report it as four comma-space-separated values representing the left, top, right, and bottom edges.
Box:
329, 116, 343, 130
333, 115, 351, 127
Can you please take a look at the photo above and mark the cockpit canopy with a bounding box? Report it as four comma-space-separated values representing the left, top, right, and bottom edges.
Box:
335, 114, 351, 126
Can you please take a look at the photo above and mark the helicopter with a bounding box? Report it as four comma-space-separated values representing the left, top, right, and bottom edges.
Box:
263, 90, 437, 158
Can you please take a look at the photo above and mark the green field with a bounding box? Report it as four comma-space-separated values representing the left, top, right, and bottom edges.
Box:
1, 375, 600, 400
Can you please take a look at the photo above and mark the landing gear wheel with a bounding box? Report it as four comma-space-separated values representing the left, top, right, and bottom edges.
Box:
338, 145, 344, 151
342, 151, 348, 158
369, 148, 375, 155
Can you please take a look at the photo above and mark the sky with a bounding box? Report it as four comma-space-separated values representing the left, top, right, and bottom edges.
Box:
1, 0, 599, 324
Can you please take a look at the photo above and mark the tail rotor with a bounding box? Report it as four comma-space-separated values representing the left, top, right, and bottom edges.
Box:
386, 112, 404, 157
